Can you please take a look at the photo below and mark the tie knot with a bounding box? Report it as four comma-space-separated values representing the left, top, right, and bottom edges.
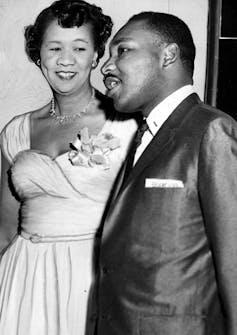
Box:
134, 119, 148, 148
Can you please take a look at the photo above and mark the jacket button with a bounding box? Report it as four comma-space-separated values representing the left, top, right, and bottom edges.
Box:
102, 266, 109, 274
101, 313, 111, 321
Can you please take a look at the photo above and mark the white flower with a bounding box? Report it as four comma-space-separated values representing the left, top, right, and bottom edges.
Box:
68, 127, 120, 169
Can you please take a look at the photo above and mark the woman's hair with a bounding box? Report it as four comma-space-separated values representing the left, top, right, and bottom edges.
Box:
24, 0, 113, 65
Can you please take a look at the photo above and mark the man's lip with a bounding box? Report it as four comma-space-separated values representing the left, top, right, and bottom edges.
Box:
103, 76, 121, 91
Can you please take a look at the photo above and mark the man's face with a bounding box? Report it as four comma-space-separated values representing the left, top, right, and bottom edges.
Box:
102, 20, 167, 115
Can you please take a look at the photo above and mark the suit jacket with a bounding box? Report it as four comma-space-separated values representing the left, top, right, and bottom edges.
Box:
96, 94, 237, 335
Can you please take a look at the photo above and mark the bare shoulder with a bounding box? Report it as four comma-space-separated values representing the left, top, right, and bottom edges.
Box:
30, 102, 51, 121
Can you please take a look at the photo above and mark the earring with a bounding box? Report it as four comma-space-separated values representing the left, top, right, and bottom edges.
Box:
92, 60, 97, 69
37, 59, 41, 66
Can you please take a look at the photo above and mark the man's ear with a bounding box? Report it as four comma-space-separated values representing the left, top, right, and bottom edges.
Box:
163, 43, 179, 67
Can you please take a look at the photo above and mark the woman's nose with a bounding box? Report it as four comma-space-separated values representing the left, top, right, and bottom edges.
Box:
57, 50, 75, 66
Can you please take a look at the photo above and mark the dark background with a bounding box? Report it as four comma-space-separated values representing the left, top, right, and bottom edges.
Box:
216, 0, 237, 119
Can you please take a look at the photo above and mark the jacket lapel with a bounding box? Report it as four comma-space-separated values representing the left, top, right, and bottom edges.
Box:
118, 93, 201, 194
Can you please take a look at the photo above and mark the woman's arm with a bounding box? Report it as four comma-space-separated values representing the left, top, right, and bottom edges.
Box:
0, 153, 20, 253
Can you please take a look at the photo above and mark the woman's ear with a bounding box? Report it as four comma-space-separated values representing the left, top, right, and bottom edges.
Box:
92, 52, 99, 69
163, 43, 179, 67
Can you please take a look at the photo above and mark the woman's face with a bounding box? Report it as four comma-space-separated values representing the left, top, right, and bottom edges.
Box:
40, 20, 98, 96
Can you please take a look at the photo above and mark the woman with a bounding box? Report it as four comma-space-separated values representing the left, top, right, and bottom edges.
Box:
0, 1, 137, 334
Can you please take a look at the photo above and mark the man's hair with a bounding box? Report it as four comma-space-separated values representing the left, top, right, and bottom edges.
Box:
127, 12, 196, 77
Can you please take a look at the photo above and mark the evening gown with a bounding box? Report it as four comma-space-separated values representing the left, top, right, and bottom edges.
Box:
0, 111, 137, 335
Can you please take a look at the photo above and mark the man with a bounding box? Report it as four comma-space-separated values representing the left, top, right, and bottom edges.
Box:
96, 12, 237, 334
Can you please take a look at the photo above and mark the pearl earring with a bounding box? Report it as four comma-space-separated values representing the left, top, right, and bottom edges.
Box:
37, 59, 41, 66
92, 60, 97, 69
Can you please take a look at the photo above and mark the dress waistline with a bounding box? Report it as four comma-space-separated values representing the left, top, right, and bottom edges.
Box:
20, 230, 96, 243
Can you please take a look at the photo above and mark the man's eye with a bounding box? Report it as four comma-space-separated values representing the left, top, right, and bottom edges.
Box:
118, 47, 129, 56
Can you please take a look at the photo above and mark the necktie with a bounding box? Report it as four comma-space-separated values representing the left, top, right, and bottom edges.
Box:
122, 118, 149, 186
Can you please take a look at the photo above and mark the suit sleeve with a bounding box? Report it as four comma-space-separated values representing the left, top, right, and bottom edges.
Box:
198, 116, 237, 334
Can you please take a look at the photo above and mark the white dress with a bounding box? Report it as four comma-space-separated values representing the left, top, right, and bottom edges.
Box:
0, 112, 137, 335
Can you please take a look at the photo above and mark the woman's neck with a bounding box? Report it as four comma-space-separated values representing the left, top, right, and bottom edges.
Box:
53, 86, 95, 116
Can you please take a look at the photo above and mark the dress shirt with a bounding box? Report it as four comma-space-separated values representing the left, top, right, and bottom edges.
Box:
134, 85, 194, 164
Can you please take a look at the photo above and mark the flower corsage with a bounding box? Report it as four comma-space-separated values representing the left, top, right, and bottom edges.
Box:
68, 127, 120, 169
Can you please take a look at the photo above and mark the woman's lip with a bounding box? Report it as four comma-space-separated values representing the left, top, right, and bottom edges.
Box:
56, 71, 76, 73
56, 71, 77, 79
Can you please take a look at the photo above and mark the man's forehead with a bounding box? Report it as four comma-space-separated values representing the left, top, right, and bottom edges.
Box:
110, 21, 160, 48
114, 21, 147, 39
110, 36, 133, 47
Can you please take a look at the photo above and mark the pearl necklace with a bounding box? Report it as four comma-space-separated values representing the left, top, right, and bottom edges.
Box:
49, 88, 96, 124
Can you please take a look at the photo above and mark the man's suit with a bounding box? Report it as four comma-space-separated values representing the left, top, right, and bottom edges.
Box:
96, 93, 237, 335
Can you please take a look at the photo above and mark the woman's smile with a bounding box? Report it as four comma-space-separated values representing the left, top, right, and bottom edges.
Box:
56, 71, 77, 80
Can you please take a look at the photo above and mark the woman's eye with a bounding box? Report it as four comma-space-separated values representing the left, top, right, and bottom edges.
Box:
74, 47, 86, 52
50, 47, 61, 51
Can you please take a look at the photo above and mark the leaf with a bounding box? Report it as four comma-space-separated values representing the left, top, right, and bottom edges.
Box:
90, 154, 107, 165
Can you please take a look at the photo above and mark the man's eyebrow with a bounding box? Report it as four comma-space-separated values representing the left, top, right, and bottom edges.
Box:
111, 37, 133, 47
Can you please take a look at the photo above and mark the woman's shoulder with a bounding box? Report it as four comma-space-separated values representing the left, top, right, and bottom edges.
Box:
1, 112, 31, 141
1, 103, 49, 138
0, 112, 31, 164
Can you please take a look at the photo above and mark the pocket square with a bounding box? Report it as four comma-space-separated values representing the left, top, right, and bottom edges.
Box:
145, 178, 184, 188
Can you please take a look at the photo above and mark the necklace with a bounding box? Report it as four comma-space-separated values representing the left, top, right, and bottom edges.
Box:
49, 88, 96, 124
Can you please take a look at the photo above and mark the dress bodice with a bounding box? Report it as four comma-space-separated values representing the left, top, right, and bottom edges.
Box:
0, 112, 137, 238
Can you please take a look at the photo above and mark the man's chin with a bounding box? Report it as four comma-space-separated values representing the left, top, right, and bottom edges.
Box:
106, 91, 138, 113
114, 102, 129, 113
113, 100, 137, 114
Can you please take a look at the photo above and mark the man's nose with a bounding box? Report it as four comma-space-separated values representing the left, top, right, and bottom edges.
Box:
101, 57, 116, 75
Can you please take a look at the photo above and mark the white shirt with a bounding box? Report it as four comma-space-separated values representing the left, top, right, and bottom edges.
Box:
134, 85, 194, 164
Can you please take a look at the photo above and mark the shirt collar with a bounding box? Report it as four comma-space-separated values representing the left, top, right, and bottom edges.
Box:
146, 85, 194, 136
